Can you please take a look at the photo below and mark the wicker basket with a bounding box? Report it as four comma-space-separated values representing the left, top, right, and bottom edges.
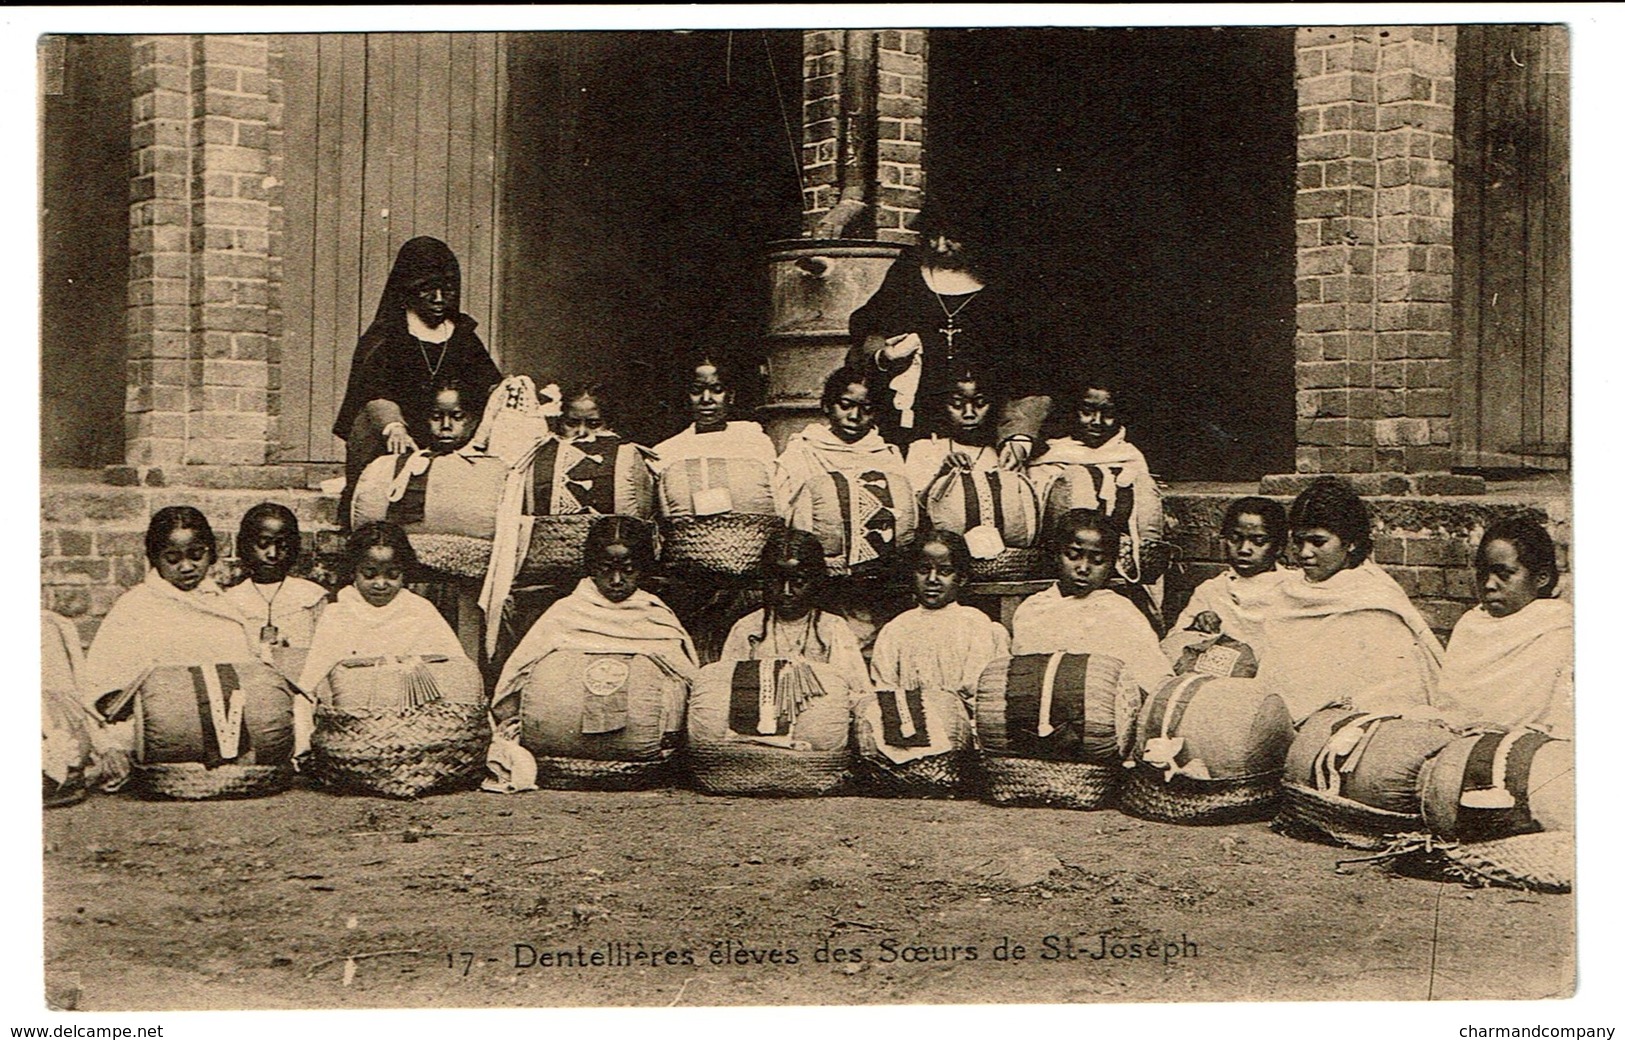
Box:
312, 701, 490, 799
659, 513, 783, 577
982, 754, 1117, 810
517, 514, 598, 583
1119, 767, 1282, 825
1434, 831, 1573, 893
1274, 781, 1422, 850
407, 532, 493, 579
852, 751, 980, 799
685, 742, 851, 797
136, 762, 291, 801
967, 546, 1048, 583
531, 753, 674, 791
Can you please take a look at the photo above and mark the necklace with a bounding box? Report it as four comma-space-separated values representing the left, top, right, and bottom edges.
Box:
923, 270, 982, 355
417, 339, 449, 381
251, 579, 284, 644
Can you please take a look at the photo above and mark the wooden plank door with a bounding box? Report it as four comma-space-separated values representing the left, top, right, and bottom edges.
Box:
1453, 25, 1569, 471
278, 32, 506, 462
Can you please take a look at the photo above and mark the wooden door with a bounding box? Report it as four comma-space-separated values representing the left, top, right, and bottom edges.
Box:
278, 33, 506, 462
1453, 25, 1569, 471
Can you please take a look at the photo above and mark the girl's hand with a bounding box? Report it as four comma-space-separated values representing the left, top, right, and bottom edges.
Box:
382, 422, 418, 455
1190, 610, 1223, 635
497, 716, 523, 743
997, 438, 1032, 471
942, 451, 974, 473
94, 748, 133, 792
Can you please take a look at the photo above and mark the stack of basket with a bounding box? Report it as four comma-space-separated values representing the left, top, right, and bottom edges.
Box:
509, 650, 688, 790
685, 658, 855, 796
656, 456, 783, 578
311, 654, 489, 798
922, 468, 1046, 582
850, 687, 979, 798
130, 660, 296, 799
974, 653, 1141, 810
1119, 674, 1294, 824
1274, 708, 1455, 849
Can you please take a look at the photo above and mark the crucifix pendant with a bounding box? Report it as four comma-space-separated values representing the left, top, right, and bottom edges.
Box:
939, 321, 960, 353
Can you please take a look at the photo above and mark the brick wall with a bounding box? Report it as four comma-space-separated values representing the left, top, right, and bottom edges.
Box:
801, 29, 927, 244
126, 35, 277, 476
1294, 26, 1458, 474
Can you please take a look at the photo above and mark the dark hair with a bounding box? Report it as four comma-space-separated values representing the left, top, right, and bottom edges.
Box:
686, 354, 736, 390
820, 365, 875, 412
238, 502, 300, 560
1045, 508, 1122, 561
584, 515, 655, 572
911, 528, 974, 580
1477, 516, 1560, 598
430, 375, 491, 416
753, 528, 834, 654
560, 383, 615, 428
1222, 496, 1289, 548
1287, 476, 1372, 567
345, 521, 418, 579
145, 506, 219, 568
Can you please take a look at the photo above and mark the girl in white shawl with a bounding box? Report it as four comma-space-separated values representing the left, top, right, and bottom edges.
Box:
1161, 496, 1290, 662
1253, 477, 1444, 722
84, 507, 260, 788
871, 530, 1009, 705
650, 356, 776, 475
1432, 516, 1572, 736
719, 528, 871, 697
223, 503, 328, 677
297, 523, 469, 755
903, 367, 1003, 494
1010, 510, 1172, 698
773, 366, 911, 519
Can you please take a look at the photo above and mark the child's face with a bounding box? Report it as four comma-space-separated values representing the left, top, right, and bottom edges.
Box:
688, 365, 732, 432
946, 380, 990, 437
1477, 538, 1545, 618
765, 557, 816, 621
355, 545, 405, 608
245, 514, 296, 584
155, 527, 213, 593
404, 268, 458, 328
560, 397, 606, 443
1075, 387, 1119, 448
826, 383, 876, 443
912, 541, 963, 610
429, 389, 473, 452
1223, 513, 1280, 579
1055, 526, 1115, 598
589, 543, 642, 604
1293, 527, 1352, 583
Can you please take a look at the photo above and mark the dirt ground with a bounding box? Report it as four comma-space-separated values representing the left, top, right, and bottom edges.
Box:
40, 783, 1574, 1011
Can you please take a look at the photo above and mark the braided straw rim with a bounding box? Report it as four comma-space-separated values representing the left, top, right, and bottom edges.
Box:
531, 753, 674, 791
852, 750, 981, 799
517, 514, 598, 582
407, 532, 493, 579
684, 741, 851, 797
136, 762, 290, 801
1119, 766, 1283, 825
1436, 831, 1574, 893
983, 754, 1117, 810
967, 546, 1048, 582
312, 702, 490, 799
659, 514, 784, 576
1274, 781, 1421, 850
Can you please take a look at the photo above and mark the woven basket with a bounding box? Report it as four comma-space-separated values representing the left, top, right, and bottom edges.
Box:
1119, 767, 1282, 825
685, 742, 851, 797
517, 514, 598, 583
312, 701, 490, 799
531, 753, 674, 791
852, 751, 980, 799
408, 532, 493, 579
982, 754, 1116, 810
967, 546, 1048, 583
1435, 831, 1573, 893
659, 513, 783, 577
1274, 781, 1421, 850
136, 762, 291, 801
1137, 541, 1177, 584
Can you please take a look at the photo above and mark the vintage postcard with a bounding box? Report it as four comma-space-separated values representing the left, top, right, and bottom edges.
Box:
21, 4, 1615, 1032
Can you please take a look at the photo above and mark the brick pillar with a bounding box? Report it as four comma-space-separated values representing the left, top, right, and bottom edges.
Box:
1293, 26, 1457, 475
126, 34, 276, 476
800, 29, 927, 245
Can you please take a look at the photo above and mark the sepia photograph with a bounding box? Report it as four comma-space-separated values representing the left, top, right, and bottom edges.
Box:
24, 5, 1610, 1027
